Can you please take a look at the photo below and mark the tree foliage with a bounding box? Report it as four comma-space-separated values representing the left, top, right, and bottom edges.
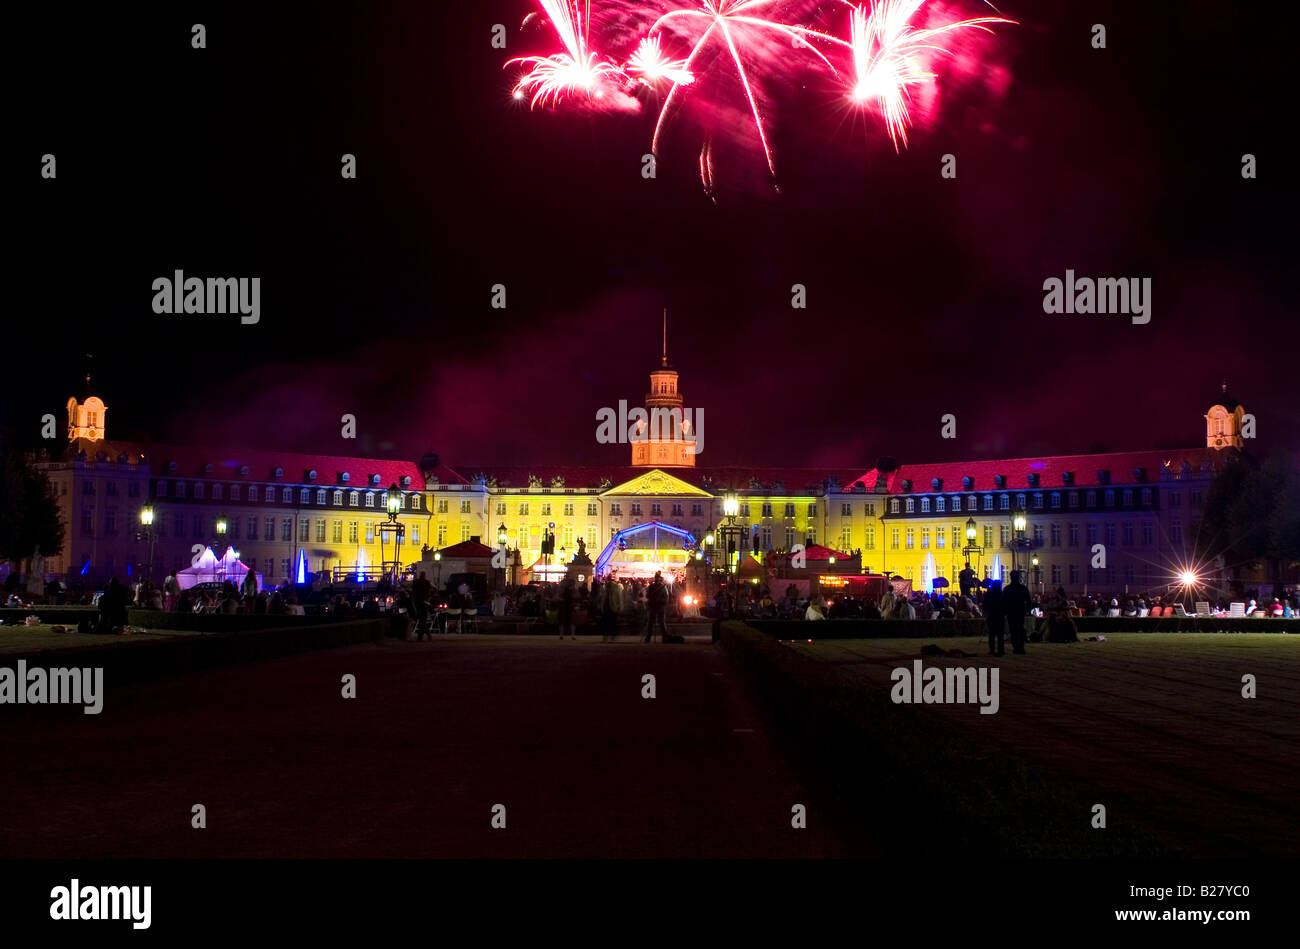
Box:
0, 451, 65, 569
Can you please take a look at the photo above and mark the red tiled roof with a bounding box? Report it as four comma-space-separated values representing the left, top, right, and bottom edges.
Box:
450, 465, 880, 493
435, 540, 494, 558
145, 443, 468, 487
887, 447, 1226, 493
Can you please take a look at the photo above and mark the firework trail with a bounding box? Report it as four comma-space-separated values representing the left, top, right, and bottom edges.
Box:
507, 0, 623, 107
846, 0, 1013, 150
648, 1, 849, 176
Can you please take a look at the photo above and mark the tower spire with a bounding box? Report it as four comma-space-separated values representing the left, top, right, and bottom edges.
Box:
662, 308, 667, 367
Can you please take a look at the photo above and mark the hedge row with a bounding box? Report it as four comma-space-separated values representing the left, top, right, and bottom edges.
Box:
746, 615, 1300, 639
0, 619, 386, 687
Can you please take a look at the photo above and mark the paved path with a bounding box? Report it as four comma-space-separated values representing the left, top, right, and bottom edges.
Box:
0, 637, 845, 858
784, 633, 1300, 856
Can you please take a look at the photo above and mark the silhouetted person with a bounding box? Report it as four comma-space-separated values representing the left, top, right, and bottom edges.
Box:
959, 563, 976, 599
645, 571, 669, 642
412, 571, 433, 639
1003, 570, 1033, 654
984, 578, 1006, 656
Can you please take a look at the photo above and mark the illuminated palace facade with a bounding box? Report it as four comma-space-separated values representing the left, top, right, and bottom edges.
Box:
32, 368, 1248, 595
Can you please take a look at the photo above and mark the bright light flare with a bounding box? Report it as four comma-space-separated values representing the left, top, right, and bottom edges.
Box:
848, 0, 1013, 150
628, 36, 695, 86
1179, 570, 1199, 587
508, 0, 622, 107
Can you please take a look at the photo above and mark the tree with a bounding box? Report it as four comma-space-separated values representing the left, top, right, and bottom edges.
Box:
0, 451, 65, 581
1201, 452, 1299, 592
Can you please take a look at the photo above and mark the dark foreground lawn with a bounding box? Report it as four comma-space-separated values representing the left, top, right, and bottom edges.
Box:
752, 631, 1298, 857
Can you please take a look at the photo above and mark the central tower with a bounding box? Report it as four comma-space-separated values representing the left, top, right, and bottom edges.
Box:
631, 312, 696, 466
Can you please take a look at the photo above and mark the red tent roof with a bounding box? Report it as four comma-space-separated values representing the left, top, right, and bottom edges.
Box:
435, 540, 494, 559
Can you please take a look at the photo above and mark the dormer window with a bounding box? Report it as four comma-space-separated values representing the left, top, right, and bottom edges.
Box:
962, 476, 973, 490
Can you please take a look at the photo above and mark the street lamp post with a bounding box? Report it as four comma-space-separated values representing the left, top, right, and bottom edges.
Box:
961, 515, 983, 585
383, 483, 406, 585
214, 514, 228, 584
1011, 507, 1028, 576
496, 522, 509, 588
721, 492, 741, 599
1031, 551, 1041, 593
139, 503, 156, 584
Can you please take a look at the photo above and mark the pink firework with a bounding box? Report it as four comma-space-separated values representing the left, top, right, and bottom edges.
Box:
627, 36, 695, 86
508, 0, 623, 107
847, 0, 1012, 150
648, 1, 848, 176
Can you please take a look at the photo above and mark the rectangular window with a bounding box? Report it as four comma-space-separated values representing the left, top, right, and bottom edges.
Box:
920, 527, 930, 549
807, 504, 816, 517
1032, 525, 1044, 545
841, 503, 852, 516
281, 558, 290, 578
332, 520, 343, 543
630, 503, 642, 516
1051, 564, 1061, 585
840, 526, 853, 550
175, 482, 186, 498
785, 527, 796, 549
691, 503, 702, 516
671, 503, 683, 516
1068, 524, 1080, 547
315, 519, 326, 542
609, 503, 621, 517
1069, 564, 1078, 585
81, 507, 94, 535
890, 528, 900, 550
983, 526, 994, 549
1104, 524, 1116, 546
264, 517, 275, 541
865, 527, 875, 549
461, 500, 473, 514
541, 503, 552, 516
761, 503, 773, 517
437, 524, 447, 545
248, 485, 257, 502
785, 503, 796, 517
999, 525, 1010, 547
936, 527, 945, 549
299, 519, 310, 542
1068, 492, 1079, 509
1087, 524, 1098, 545
563, 503, 574, 516
349, 492, 359, 507
299, 488, 309, 504
1169, 491, 1180, 507
497, 502, 508, 516
348, 522, 359, 544
921, 498, 931, 513
212, 484, 222, 500
562, 525, 574, 547
460, 523, 471, 542
156, 481, 167, 497
1122, 523, 1134, 546
586, 526, 597, 547
1142, 522, 1153, 547
865, 502, 875, 517
651, 503, 662, 516
282, 518, 292, 541
905, 528, 915, 549
193, 516, 203, 538
761, 527, 772, 549
317, 489, 327, 505
587, 503, 598, 516
410, 527, 419, 545
364, 492, 375, 508
518, 526, 529, 549
518, 502, 529, 516
1050, 524, 1062, 547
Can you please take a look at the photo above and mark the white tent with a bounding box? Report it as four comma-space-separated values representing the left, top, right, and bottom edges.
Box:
176, 546, 264, 592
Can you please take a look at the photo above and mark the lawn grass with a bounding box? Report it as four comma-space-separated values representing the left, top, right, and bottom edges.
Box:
745, 629, 1298, 856
0, 624, 192, 656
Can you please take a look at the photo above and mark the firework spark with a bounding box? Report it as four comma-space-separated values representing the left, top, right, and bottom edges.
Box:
847, 0, 1013, 150
503, 1, 1014, 186
508, 0, 623, 107
627, 36, 695, 86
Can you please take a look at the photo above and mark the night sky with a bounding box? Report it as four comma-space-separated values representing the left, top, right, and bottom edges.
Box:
9, 1, 1296, 470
